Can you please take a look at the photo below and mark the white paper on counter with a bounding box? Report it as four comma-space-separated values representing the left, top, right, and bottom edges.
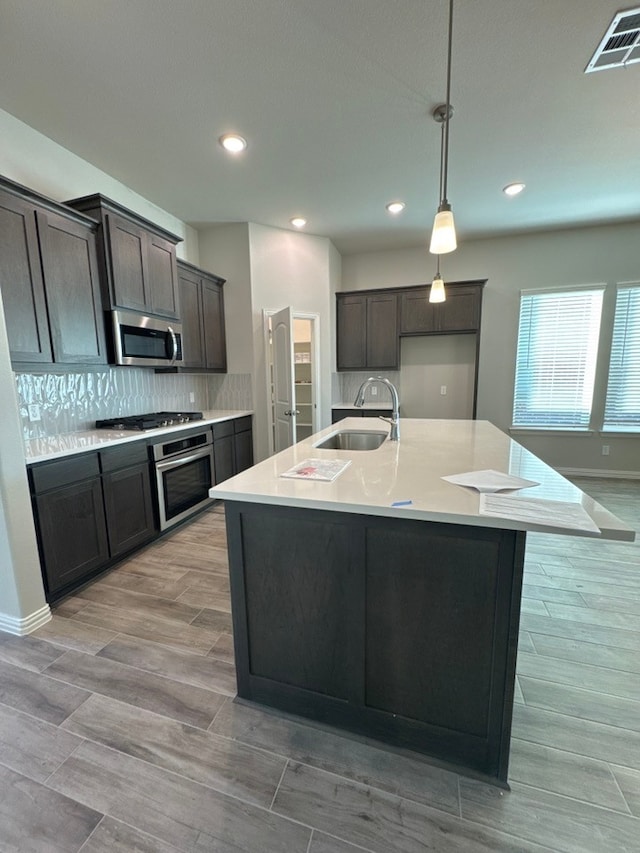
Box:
281, 458, 352, 482
442, 469, 539, 493
479, 493, 601, 534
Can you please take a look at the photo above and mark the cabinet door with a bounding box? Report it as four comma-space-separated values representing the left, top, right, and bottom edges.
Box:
102, 463, 156, 558
36, 210, 107, 365
147, 233, 179, 319
105, 212, 148, 312
366, 292, 398, 369
35, 477, 109, 597
0, 191, 52, 363
436, 286, 481, 332
234, 429, 254, 474
202, 278, 227, 371
336, 294, 366, 370
399, 287, 436, 335
177, 267, 205, 368
213, 434, 236, 484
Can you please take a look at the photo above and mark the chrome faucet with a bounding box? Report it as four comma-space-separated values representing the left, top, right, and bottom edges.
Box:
354, 376, 400, 441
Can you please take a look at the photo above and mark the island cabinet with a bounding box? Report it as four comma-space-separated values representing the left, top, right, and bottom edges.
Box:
399, 281, 484, 335
65, 194, 181, 320
225, 501, 524, 784
0, 176, 107, 366
336, 290, 399, 371
29, 442, 156, 601
176, 260, 227, 371
211, 417, 633, 785
212, 417, 254, 484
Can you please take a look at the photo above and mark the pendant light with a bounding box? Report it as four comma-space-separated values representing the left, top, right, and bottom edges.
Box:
429, 0, 457, 256
429, 255, 446, 303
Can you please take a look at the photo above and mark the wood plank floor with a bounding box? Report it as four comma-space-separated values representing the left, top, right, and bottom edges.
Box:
1, 479, 639, 852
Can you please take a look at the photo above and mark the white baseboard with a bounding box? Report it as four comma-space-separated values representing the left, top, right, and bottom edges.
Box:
558, 467, 640, 480
0, 604, 51, 636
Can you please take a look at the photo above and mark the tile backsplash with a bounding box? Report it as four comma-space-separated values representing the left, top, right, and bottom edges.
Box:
334, 371, 401, 405
207, 373, 253, 411
15, 368, 253, 439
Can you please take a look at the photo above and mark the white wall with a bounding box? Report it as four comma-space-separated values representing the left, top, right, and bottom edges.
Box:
0, 109, 200, 262
248, 223, 336, 461
0, 290, 49, 634
342, 222, 640, 474
198, 222, 338, 461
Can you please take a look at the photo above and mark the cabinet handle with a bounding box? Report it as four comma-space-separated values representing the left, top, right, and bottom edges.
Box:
284, 410, 300, 417
167, 326, 178, 363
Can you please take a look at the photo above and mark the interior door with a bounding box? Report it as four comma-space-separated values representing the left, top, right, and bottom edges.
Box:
272, 306, 296, 452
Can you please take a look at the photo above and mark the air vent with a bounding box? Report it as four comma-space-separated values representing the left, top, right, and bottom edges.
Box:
586, 7, 640, 72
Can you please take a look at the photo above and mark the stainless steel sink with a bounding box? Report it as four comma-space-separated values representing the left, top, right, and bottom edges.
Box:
315, 430, 388, 451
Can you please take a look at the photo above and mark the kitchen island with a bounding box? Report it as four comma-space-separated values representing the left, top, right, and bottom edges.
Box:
209, 418, 634, 785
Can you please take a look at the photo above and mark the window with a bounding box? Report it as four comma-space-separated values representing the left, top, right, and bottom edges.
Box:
603, 283, 640, 432
513, 287, 604, 429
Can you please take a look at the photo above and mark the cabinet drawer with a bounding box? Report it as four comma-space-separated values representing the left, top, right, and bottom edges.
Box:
29, 453, 100, 493
100, 441, 149, 472
332, 408, 361, 423
363, 409, 392, 418
213, 420, 234, 440
233, 415, 252, 434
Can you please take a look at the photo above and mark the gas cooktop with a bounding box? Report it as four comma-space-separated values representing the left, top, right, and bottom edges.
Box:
95, 411, 204, 431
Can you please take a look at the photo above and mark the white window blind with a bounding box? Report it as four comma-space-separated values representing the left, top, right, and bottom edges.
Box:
604, 284, 640, 432
513, 288, 604, 429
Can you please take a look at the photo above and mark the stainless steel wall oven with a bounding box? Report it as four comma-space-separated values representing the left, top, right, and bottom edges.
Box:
152, 428, 214, 530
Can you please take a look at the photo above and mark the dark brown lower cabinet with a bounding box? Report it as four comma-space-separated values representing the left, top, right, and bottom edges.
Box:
331, 408, 393, 423
225, 501, 525, 785
233, 417, 254, 473
213, 417, 253, 484
102, 463, 155, 558
29, 444, 157, 601
34, 476, 109, 598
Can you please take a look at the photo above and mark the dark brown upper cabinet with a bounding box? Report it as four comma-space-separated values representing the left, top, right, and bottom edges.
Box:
336, 290, 398, 371
66, 194, 182, 321
399, 281, 484, 335
176, 260, 227, 372
0, 175, 106, 366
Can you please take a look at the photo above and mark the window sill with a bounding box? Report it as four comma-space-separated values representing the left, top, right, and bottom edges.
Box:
599, 429, 640, 437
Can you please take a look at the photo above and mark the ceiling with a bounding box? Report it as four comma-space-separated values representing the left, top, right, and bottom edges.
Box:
1, 0, 639, 254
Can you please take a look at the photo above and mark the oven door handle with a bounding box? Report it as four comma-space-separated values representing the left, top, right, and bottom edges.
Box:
155, 447, 212, 473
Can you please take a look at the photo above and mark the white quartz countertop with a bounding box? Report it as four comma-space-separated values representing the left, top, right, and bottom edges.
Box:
24, 410, 253, 464
209, 418, 635, 541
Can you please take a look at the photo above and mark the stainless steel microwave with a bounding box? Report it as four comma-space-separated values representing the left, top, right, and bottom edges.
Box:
112, 309, 183, 368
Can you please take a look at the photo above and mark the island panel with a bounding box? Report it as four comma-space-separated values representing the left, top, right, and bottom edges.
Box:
225, 500, 525, 785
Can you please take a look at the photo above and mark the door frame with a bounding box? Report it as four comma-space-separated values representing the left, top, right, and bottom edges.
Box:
263, 309, 321, 457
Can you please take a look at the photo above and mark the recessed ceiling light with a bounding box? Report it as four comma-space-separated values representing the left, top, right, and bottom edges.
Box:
503, 182, 525, 197
385, 201, 406, 215
219, 133, 247, 154
290, 217, 307, 228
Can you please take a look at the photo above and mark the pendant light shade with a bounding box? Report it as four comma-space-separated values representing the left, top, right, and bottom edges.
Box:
429, 272, 446, 303
429, 254, 446, 303
429, 206, 457, 254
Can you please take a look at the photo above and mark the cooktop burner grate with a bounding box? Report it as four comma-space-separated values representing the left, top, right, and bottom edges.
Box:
95, 411, 204, 431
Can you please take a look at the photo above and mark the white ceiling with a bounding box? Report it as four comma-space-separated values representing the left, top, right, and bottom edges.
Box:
1, 0, 639, 254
